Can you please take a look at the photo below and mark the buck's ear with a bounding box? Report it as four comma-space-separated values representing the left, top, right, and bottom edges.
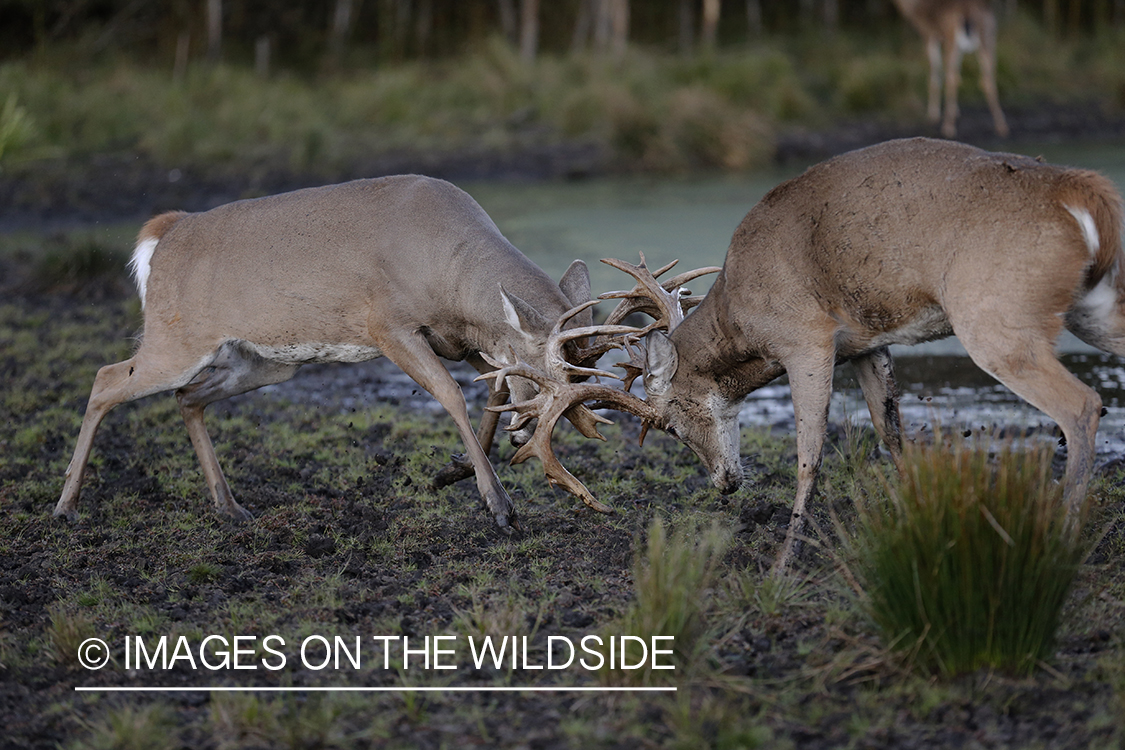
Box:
558, 260, 593, 328
644, 331, 678, 395
559, 260, 591, 305
500, 285, 548, 337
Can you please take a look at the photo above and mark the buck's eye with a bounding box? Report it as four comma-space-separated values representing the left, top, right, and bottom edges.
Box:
666, 425, 679, 439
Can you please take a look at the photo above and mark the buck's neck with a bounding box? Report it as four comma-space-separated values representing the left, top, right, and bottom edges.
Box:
669, 272, 782, 401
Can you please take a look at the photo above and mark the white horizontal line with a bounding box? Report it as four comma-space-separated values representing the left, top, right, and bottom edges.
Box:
75, 686, 676, 693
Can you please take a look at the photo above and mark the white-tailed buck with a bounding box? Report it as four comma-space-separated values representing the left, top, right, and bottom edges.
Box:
54, 175, 599, 530
893, 0, 1009, 138
499, 138, 1124, 572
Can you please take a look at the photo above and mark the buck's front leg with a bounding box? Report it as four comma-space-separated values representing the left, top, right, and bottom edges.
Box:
433, 355, 509, 490
772, 352, 835, 577
432, 378, 509, 490
380, 335, 518, 531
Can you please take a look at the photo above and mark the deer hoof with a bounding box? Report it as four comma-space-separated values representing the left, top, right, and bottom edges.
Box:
52, 507, 79, 523
494, 510, 523, 535
222, 505, 254, 523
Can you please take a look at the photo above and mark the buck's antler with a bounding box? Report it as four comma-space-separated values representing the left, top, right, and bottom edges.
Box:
482, 254, 718, 514
477, 354, 663, 513
599, 252, 720, 333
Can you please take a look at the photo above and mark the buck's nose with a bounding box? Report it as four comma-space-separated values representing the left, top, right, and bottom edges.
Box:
714, 466, 743, 495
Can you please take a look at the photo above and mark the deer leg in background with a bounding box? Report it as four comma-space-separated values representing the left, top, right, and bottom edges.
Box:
977, 34, 1009, 137
940, 35, 965, 137
852, 346, 905, 473
926, 37, 944, 125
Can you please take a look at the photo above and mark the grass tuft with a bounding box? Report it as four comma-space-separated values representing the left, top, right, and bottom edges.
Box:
846, 433, 1088, 677
72, 703, 180, 750
30, 237, 130, 299
47, 604, 96, 667
605, 516, 729, 686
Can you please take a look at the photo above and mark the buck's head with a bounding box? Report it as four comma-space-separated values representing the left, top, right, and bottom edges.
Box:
644, 331, 744, 494
497, 260, 594, 445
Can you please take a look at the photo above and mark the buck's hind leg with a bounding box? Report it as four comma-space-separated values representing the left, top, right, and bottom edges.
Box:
174, 341, 299, 521
55, 351, 210, 520
852, 347, 904, 473
957, 325, 1102, 513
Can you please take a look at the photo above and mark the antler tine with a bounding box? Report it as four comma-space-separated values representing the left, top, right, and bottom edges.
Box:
476, 356, 664, 513
663, 265, 722, 290
549, 298, 647, 375
613, 339, 647, 392
597, 253, 720, 332
598, 253, 686, 331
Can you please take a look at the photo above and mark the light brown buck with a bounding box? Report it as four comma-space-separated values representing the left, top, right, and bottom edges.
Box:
497, 138, 1124, 571
645, 138, 1122, 569
54, 175, 598, 530
893, 0, 1009, 139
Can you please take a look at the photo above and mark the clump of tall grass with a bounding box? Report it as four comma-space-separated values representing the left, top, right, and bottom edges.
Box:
602, 516, 729, 686
847, 433, 1088, 677
0, 93, 35, 165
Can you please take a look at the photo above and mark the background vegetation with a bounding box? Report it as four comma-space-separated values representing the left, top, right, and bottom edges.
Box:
2, 0, 1125, 181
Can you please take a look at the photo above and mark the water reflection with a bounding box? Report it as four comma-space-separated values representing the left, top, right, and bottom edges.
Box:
742, 353, 1125, 461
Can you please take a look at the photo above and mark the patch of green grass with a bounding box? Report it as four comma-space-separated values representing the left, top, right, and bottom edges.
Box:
604, 516, 730, 686
6, 20, 1124, 178
47, 603, 96, 667
846, 434, 1089, 677
71, 703, 180, 750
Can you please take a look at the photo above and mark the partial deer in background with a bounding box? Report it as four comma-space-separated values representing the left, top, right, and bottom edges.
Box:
893, 0, 1009, 138
54, 175, 596, 531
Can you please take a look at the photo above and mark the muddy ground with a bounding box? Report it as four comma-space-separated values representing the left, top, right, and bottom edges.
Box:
4, 244, 1125, 749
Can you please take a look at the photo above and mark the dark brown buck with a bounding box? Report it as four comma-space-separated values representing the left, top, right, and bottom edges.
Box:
893, 0, 1008, 138
638, 138, 1122, 569
54, 175, 597, 530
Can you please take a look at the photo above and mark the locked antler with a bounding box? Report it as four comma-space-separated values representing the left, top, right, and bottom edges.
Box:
599, 252, 720, 332
485, 254, 719, 512
477, 353, 663, 513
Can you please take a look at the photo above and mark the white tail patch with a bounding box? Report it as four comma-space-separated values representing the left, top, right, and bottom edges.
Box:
955, 26, 979, 54
129, 237, 159, 309
1065, 204, 1100, 257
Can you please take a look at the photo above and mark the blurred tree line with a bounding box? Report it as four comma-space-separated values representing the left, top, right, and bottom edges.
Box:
2, 0, 1123, 68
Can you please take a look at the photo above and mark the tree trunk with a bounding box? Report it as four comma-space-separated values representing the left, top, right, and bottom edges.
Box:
206, 0, 221, 61
679, 0, 694, 54
746, 0, 762, 35
329, 0, 354, 58
609, 0, 629, 56
519, 0, 539, 61
498, 0, 517, 43
701, 0, 721, 49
